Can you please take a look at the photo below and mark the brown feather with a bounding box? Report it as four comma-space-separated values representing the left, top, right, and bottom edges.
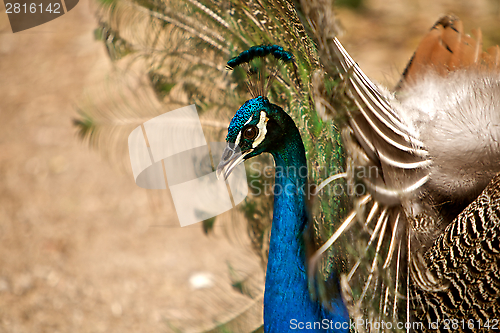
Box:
398, 15, 500, 90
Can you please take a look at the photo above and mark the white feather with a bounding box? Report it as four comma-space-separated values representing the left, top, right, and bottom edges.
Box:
395, 70, 500, 200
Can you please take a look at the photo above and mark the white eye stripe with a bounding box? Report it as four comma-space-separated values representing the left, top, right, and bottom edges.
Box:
252, 111, 268, 148
234, 132, 242, 146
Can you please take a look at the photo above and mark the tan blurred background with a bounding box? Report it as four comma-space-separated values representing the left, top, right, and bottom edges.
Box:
1, 0, 500, 332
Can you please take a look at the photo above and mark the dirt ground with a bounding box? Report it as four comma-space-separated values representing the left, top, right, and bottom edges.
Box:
1, 0, 499, 332
0, 2, 263, 332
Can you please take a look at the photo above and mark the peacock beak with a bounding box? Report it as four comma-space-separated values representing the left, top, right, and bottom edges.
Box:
216, 143, 251, 180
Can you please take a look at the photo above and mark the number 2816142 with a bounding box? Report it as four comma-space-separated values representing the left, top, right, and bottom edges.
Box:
5, 2, 61, 14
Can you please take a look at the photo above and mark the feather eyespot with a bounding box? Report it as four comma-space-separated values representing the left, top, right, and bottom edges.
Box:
243, 125, 258, 140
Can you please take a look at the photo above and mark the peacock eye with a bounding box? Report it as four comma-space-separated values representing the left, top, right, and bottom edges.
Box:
242, 125, 258, 140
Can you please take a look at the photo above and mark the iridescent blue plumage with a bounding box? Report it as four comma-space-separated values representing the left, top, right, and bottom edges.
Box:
218, 95, 349, 332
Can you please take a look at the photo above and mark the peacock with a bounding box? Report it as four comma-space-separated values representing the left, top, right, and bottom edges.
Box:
78, 1, 352, 331
216, 47, 349, 332
75, 0, 500, 331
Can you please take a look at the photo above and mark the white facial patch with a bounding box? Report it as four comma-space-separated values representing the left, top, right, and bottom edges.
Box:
252, 111, 268, 148
234, 132, 242, 147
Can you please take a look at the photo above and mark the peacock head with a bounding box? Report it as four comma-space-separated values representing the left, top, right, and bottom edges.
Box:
216, 96, 288, 180
217, 45, 295, 180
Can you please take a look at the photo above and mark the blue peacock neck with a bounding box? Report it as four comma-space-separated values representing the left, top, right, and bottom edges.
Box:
263, 119, 348, 332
